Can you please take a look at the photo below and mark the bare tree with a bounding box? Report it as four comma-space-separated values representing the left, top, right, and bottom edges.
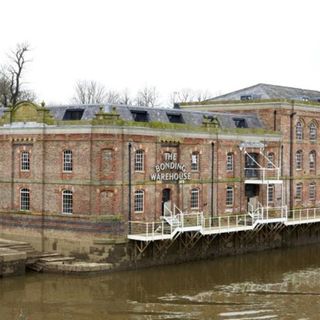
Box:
168, 88, 213, 106
0, 43, 35, 108
73, 80, 125, 105
73, 80, 107, 104
119, 88, 132, 105
136, 86, 159, 107
194, 89, 212, 102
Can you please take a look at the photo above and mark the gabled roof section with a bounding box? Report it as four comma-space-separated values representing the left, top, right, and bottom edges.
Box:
207, 83, 320, 102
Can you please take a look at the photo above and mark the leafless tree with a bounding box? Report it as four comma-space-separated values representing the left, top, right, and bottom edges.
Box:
73, 80, 107, 104
119, 88, 132, 105
194, 89, 212, 102
135, 86, 160, 107
168, 88, 213, 106
0, 43, 35, 108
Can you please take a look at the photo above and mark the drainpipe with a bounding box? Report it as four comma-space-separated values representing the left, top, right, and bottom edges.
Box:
273, 110, 277, 131
289, 102, 296, 212
211, 142, 214, 219
128, 142, 132, 233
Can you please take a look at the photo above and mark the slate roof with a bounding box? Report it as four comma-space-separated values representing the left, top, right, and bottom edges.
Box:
207, 83, 320, 102
46, 104, 263, 130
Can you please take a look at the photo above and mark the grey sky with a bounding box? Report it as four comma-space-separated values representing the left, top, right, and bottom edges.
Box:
1, 0, 319, 105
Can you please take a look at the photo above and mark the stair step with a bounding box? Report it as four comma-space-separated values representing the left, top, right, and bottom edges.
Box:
39, 256, 75, 263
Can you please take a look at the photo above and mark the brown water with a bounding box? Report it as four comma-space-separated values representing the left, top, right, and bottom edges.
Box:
1, 244, 320, 320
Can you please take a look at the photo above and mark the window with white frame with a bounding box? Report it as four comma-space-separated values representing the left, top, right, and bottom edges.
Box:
309, 122, 317, 141
226, 153, 233, 171
134, 150, 144, 172
20, 188, 30, 211
190, 188, 199, 209
226, 186, 233, 206
296, 150, 303, 170
21, 151, 30, 171
191, 153, 199, 171
134, 190, 144, 212
267, 153, 274, 169
268, 184, 274, 204
296, 121, 303, 141
309, 151, 316, 170
309, 182, 316, 200
62, 190, 73, 214
63, 150, 73, 172
296, 183, 302, 200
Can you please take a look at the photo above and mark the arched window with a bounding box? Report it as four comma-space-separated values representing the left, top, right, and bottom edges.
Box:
134, 190, 144, 212
63, 150, 73, 172
190, 188, 199, 209
309, 151, 316, 171
296, 183, 302, 201
309, 182, 316, 200
296, 150, 303, 170
62, 190, 73, 214
309, 122, 317, 141
134, 150, 144, 172
226, 153, 233, 171
267, 152, 274, 169
20, 188, 30, 211
296, 121, 303, 141
21, 151, 30, 171
226, 186, 233, 206
191, 152, 199, 171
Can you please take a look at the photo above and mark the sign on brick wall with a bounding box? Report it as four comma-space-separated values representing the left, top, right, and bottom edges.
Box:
150, 153, 191, 181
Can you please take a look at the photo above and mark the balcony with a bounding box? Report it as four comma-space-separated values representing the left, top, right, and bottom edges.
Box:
244, 167, 282, 184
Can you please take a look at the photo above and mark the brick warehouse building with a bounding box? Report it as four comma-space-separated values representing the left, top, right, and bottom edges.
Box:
1, 83, 320, 259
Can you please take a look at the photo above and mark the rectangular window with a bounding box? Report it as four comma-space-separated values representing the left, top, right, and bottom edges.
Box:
191, 153, 199, 171
134, 191, 144, 212
268, 184, 274, 204
296, 183, 302, 201
134, 150, 144, 171
63, 109, 84, 120
21, 152, 30, 171
20, 189, 30, 211
226, 153, 233, 171
131, 111, 149, 122
167, 113, 184, 123
309, 183, 316, 200
62, 191, 73, 214
191, 189, 199, 209
63, 150, 73, 172
233, 118, 247, 128
226, 186, 233, 206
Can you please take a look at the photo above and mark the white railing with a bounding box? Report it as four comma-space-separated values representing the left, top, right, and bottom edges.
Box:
244, 167, 280, 181
287, 207, 320, 222
202, 214, 253, 230
128, 206, 320, 241
258, 206, 287, 221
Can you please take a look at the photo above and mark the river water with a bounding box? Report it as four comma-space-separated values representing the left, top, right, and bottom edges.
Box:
1, 243, 320, 320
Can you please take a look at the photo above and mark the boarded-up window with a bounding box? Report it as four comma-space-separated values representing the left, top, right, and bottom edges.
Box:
100, 191, 114, 215
102, 149, 113, 175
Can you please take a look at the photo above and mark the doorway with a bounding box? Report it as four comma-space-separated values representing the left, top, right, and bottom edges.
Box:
245, 184, 260, 211
162, 188, 171, 216
245, 153, 259, 178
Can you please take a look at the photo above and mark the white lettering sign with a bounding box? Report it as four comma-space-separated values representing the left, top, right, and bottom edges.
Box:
151, 153, 191, 181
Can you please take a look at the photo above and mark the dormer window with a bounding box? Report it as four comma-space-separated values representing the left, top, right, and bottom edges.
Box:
131, 110, 149, 122
63, 109, 84, 120
233, 118, 247, 128
240, 95, 252, 101
167, 113, 184, 123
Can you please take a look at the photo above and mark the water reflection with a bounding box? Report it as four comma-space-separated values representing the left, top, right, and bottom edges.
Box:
1, 244, 320, 319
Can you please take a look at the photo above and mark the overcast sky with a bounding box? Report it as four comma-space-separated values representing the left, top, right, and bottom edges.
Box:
1, 0, 320, 105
